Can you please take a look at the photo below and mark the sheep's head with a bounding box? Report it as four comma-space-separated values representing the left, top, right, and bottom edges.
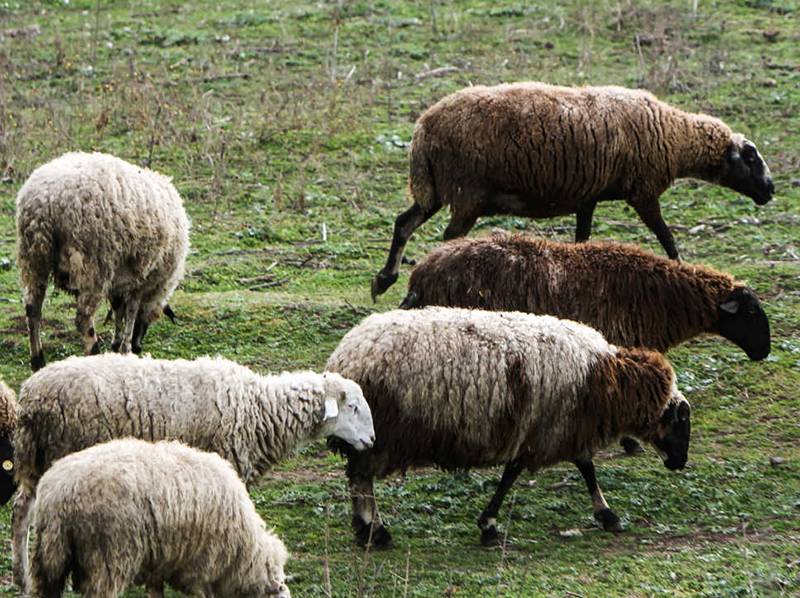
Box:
253, 534, 291, 598
646, 384, 691, 471
0, 382, 18, 505
717, 134, 774, 206
319, 373, 375, 451
715, 286, 770, 361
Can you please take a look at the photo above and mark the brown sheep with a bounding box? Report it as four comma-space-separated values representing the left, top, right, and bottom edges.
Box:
371, 82, 774, 299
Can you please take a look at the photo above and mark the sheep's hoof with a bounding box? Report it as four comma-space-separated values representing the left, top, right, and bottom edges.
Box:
595, 509, 623, 533
480, 526, 501, 547
370, 272, 398, 302
90, 340, 102, 355
30, 352, 45, 372
353, 518, 393, 549
132, 344, 143, 355
620, 437, 644, 456
400, 256, 417, 266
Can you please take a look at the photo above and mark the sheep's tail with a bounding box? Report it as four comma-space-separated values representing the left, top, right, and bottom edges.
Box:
13, 410, 48, 491
407, 123, 439, 211
27, 508, 71, 597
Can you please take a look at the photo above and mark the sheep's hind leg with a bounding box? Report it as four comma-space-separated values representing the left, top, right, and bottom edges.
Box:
372, 202, 441, 301
349, 475, 392, 549
24, 283, 47, 371
117, 298, 140, 354
477, 459, 524, 547
574, 458, 622, 532
12, 488, 34, 589
110, 294, 125, 352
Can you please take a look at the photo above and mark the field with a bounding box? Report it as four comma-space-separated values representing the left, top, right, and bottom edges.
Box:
0, 0, 798, 596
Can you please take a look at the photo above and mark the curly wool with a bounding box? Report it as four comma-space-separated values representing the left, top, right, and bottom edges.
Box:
16, 151, 190, 357
326, 307, 679, 476
14, 353, 348, 491
28, 439, 289, 597
405, 233, 739, 351
409, 82, 733, 215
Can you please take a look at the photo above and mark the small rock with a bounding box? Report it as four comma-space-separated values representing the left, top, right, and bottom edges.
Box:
688, 224, 706, 235
763, 29, 779, 42
791, 179, 800, 188
769, 456, 785, 467
0, 257, 10, 270
543, 41, 554, 50
761, 79, 778, 88
559, 528, 583, 538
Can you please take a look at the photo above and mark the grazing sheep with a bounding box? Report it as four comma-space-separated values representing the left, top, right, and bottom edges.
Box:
401, 234, 769, 455
10, 353, 374, 588
371, 82, 774, 298
402, 234, 770, 359
16, 151, 190, 370
28, 438, 291, 598
326, 307, 690, 547
0, 380, 18, 505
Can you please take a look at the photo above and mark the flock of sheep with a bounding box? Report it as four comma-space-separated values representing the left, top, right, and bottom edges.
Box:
0, 81, 775, 596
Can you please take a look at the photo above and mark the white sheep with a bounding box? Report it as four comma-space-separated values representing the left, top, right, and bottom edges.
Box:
326, 307, 691, 547
27, 438, 291, 598
15, 151, 190, 370
10, 353, 374, 588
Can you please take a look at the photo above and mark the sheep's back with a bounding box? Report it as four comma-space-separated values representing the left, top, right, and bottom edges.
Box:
327, 308, 614, 469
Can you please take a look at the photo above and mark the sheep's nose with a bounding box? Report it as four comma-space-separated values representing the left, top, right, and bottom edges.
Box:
767, 179, 775, 195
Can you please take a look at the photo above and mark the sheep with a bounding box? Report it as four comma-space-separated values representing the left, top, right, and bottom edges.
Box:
400, 234, 770, 360
15, 151, 190, 371
371, 82, 774, 299
10, 353, 374, 588
400, 233, 769, 455
0, 380, 18, 505
27, 438, 291, 598
326, 307, 691, 548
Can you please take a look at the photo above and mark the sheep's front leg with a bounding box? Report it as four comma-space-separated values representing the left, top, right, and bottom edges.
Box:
629, 199, 679, 260
573, 458, 622, 532
477, 459, 524, 547
117, 298, 141, 354
24, 283, 47, 371
75, 292, 103, 355
349, 475, 391, 549
372, 202, 441, 301
12, 488, 34, 589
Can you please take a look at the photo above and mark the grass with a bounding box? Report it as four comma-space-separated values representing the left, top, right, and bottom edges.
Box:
0, 0, 798, 596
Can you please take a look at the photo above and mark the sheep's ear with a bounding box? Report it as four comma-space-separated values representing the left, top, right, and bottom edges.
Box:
720, 298, 740, 315
323, 398, 339, 421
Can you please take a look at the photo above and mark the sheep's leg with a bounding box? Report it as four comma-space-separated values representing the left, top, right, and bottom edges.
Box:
349, 475, 392, 549
574, 458, 622, 532
131, 315, 149, 355
620, 436, 644, 455
24, 283, 47, 371
372, 202, 441, 301
75, 292, 103, 355
12, 488, 34, 589
575, 200, 598, 242
630, 200, 679, 260
110, 294, 125, 352
118, 298, 140, 354
147, 583, 165, 598
443, 212, 478, 241
477, 459, 524, 547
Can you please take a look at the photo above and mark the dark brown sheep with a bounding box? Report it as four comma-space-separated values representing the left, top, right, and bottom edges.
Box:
371, 82, 774, 299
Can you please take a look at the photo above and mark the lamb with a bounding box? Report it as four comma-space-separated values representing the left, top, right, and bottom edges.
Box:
0, 380, 18, 505
10, 353, 375, 588
27, 438, 291, 598
371, 82, 774, 299
15, 151, 190, 370
326, 307, 691, 548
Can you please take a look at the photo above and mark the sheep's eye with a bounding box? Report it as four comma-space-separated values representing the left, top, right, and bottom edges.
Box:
2, 460, 12, 472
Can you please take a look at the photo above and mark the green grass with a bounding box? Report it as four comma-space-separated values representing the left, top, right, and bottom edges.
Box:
0, 0, 799, 596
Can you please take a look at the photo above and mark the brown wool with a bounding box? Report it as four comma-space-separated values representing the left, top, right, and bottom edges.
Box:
407, 233, 739, 351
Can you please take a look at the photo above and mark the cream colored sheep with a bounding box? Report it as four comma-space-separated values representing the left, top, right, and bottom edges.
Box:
16, 151, 190, 369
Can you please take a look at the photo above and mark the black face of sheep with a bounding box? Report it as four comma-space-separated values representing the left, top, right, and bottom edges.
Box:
0, 436, 17, 505
715, 287, 771, 361
651, 400, 691, 471
720, 138, 774, 206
